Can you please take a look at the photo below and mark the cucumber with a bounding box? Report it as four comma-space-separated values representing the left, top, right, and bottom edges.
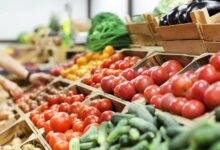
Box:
191, 124, 220, 146
90, 147, 101, 150
109, 144, 120, 150
149, 132, 161, 150
209, 141, 220, 150
116, 119, 128, 128
129, 117, 157, 133
166, 126, 187, 138
215, 106, 220, 122
89, 134, 98, 143
140, 132, 155, 142
111, 113, 135, 125
107, 126, 130, 144
98, 122, 108, 145
69, 138, 80, 150
156, 112, 180, 128
128, 103, 154, 124
145, 105, 155, 116
80, 142, 97, 150
80, 126, 98, 143
129, 140, 149, 150
129, 128, 140, 142
119, 134, 130, 146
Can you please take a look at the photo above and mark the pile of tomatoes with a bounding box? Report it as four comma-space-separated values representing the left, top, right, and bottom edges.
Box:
98, 59, 183, 102
82, 53, 141, 88
145, 52, 220, 119
29, 89, 115, 150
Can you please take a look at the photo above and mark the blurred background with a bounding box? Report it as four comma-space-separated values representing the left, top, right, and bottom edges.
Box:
0, 0, 158, 40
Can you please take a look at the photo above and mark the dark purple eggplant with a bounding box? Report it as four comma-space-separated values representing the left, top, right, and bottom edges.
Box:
177, 5, 188, 23
159, 15, 169, 26
167, 6, 179, 25
186, 1, 220, 22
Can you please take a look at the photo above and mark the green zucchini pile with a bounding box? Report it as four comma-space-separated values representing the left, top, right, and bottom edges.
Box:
69, 103, 183, 150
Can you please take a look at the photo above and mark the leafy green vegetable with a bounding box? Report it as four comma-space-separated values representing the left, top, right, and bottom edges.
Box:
87, 12, 131, 52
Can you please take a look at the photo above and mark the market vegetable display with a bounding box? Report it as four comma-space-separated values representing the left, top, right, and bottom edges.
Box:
87, 12, 131, 51
160, 0, 220, 26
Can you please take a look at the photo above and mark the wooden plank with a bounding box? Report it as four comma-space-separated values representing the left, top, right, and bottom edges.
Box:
202, 24, 220, 41
205, 41, 220, 53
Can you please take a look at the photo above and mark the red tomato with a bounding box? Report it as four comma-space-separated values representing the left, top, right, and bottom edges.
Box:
183, 70, 197, 83
44, 120, 52, 134
204, 82, 220, 109
210, 52, 220, 71
96, 99, 112, 112
81, 107, 101, 119
113, 85, 121, 98
111, 76, 127, 90
39, 103, 49, 112
161, 60, 183, 77
59, 102, 70, 113
101, 59, 113, 68
82, 75, 93, 85
170, 97, 187, 115
29, 110, 40, 120
182, 100, 206, 119
32, 114, 44, 125
48, 95, 59, 106
134, 75, 154, 93
46, 131, 54, 142
100, 111, 114, 122
131, 93, 145, 102
72, 120, 84, 132
90, 100, 98, 108
160, 81, 172, 95
111, 53, 124, 62
144, 85, 160, 103
119, 61, 131, 70
150, 66, 170, 85
114, 81, 136, 100
36, 118, 45, 129
50, 112, 72, 133
160, 93, 176, 112
121, 68, 137, 80
49, 133, 67, 148
53, 140, 69, 150
171, 75, 193, 97
65, 129, 82, 141
101, 75, 115, 93
83, 115, 100, 128
69, 102, 84, 114
188, 80, 209, 102
92, 73, 103, 83
195, 64, 220, 84
69, 114, 78, 123
57, 94, 67, 103
137, 67, 148, 75
150, 95, 162, 109
44, 109, 57, 121
141, 69, 151, 76
83, 123, 99, 134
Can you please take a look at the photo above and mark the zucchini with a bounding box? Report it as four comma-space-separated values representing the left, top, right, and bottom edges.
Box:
116, 119, 128, 128
111, 113, 135, 125
209, 141, 220, 150
69, 138, 80, 150
129, 140, 149, 150
145, 105, 155, 116
128, 103, 154, 124
140, 132, 155, 142
191, 124, 220, 146
98, 122, 108, 145
129, 117, 157, 133
109, 144, 120, 150
156, 112, 180, 128
107, 126, 130, 144
119, 134, 130, 146
80, 126, 98, 143
129, 128, 140, 142
166, 126, 187, 138
215, 106, 220, 122
80, 142, 97, 150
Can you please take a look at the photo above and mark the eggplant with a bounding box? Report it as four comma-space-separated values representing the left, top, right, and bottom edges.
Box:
186, 1, 220, 22
159, 15, 169, 26
177, 5, 188, 23
166, 6, 180, 25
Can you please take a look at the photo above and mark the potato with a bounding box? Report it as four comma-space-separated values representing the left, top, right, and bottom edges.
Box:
22, 144, 35, 150
11, 137, 22, 146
